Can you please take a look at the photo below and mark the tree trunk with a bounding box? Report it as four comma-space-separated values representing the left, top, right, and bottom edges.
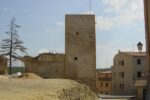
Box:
9, 19, 13, 75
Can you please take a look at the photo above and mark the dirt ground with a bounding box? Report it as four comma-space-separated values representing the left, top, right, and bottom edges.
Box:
0, 78, 98, 100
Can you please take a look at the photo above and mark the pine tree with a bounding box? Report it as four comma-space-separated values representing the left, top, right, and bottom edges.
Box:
0, 17, 27, 74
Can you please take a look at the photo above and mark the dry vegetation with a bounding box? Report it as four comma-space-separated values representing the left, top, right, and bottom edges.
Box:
0, 77, 98, 100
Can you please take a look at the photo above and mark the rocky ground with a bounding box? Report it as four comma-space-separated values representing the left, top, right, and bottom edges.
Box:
0, 78, 98, 100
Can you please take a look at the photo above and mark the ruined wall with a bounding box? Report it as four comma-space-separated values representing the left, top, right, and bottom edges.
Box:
0, 56, 7, 74
65, 14, 96, 91
23, 53, 65, 78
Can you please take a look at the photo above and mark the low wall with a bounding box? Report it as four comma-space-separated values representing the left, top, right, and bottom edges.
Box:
0, 56, 7, 74
23, 53, 65, 78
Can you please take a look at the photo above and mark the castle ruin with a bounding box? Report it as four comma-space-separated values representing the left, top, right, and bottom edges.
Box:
23, 14, 96, 90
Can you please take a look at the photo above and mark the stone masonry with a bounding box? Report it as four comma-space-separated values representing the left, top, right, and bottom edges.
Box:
65, 14, 96, 91
0, 56, 7, 74
23, 53, 65, 78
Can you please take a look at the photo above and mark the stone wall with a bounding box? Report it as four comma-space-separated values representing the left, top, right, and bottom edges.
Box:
0, 56, 7, 74
23, 53, 65, 78
65, 14, 96, 91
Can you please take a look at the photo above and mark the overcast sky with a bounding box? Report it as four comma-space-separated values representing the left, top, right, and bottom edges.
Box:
0, 0, 146, 68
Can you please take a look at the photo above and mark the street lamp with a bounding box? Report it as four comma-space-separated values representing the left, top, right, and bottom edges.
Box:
137, 42, 143, 52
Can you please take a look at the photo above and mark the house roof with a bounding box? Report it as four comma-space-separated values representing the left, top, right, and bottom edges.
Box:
121, 52, 146, 57
135, 80, 147, 87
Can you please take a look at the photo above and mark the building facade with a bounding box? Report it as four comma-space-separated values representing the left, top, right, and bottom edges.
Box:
96, 71, 112, 94
112, 51, 146, 95
23, 53, 65, 78
65, 14, 96, 90
0, 56, 7, 74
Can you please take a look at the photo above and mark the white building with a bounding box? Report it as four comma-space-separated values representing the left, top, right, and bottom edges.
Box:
112, 51, 146, 95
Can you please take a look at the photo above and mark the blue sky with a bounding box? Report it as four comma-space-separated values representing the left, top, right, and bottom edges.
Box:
0, 0, 145, 68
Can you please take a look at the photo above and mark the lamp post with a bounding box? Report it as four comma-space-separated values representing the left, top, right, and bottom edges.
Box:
137, 42, 143, 53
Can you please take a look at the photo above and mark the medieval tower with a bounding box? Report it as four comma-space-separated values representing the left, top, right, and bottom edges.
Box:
65, 14, 96, 90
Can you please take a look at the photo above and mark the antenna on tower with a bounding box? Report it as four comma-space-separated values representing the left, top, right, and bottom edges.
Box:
90, 0, 91, 14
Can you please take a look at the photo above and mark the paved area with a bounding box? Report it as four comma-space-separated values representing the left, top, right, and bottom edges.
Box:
98, 94, 135, 100
99, 98, 128, 100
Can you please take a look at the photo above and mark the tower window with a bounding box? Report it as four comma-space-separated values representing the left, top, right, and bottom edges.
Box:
74, 57, 78, 60
76, 32, 79, 35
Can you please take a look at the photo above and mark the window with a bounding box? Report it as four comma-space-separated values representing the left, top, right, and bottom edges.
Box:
119, 60, 124, 66
137, 59, 141, 65
76, 32, 79, 35
119, 84, 121, 88
101, 83, 103, 87
74, 57, 77, 60
122, 72, 124, 78
121, 60, 124, 66
119, 84, 124, 89
106, 83, 108, 87
137, 71, 142, 78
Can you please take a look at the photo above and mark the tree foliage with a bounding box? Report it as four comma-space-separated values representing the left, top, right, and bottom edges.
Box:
0, 17, 27, 74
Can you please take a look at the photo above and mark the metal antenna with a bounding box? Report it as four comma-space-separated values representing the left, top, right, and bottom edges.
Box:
137, 0, 140, 18
90, 0, 91, 14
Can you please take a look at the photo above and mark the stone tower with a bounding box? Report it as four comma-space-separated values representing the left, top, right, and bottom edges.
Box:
65, 14, 96, 90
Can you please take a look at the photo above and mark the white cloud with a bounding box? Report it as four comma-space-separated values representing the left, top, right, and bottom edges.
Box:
97, 0, 144, 31
56, 22, 64, 26
38, 48, 64, 54
96, 16, 115, 30
2, 7, 12, 11
38, 49, 49, 54
102, 0, 128, 12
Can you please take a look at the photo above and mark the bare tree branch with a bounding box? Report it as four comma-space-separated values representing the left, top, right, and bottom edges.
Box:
0, 17, 27, 74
